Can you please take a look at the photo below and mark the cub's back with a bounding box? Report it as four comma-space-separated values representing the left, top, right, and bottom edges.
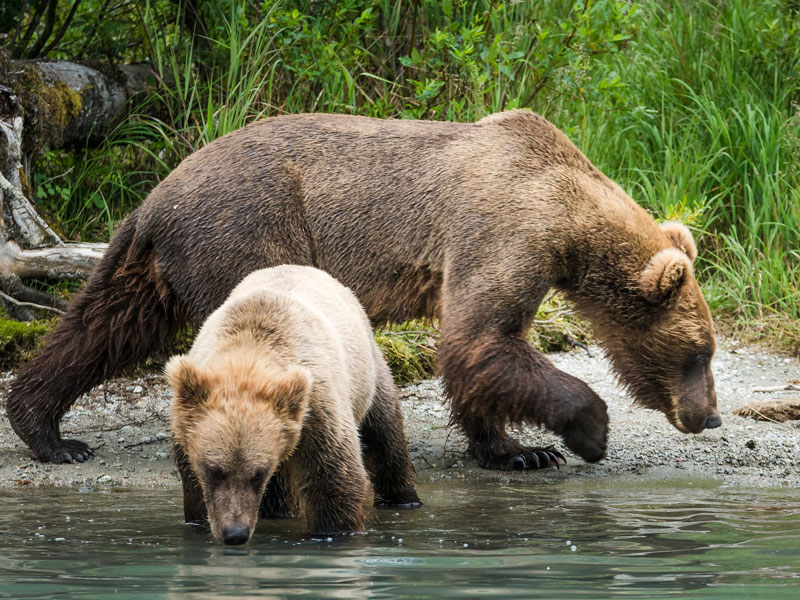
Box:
192, 266, 379, 417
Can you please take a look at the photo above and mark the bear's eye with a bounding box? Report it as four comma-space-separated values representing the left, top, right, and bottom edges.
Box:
250, 468, 269, 488
205, 464, 226, 482
683, 352, 710, 376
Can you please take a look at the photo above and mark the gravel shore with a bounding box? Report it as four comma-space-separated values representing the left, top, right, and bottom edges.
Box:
1, 338, 798, 490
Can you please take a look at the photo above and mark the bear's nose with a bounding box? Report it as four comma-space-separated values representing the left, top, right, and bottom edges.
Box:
703, 414, 722, 429
222, 524, 250, 545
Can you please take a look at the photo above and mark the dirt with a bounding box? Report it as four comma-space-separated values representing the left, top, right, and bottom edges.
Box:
1, 338, 798, 491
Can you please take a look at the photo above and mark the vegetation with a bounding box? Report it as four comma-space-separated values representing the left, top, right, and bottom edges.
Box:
2, 0, 799, 366
0, 311, 55, 369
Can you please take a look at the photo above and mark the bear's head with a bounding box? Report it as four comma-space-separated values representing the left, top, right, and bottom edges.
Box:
591, 222, 720, 434
166, 354, 312, 545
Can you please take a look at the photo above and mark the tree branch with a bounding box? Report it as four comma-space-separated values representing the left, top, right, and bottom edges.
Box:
0, 287, 64, 314
40, 0, 84, 57
0, 160, 63, 248
26, 0, 58, 59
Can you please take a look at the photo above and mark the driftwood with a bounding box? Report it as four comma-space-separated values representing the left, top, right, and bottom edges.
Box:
4, 59, 159, 153
0, 59, 161, 317
733, 399, 800, 423
752, 384, 800, 393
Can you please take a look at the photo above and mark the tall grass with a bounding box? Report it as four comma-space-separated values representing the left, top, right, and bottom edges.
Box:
35, 0, 800, 351
557, 0, 800, 345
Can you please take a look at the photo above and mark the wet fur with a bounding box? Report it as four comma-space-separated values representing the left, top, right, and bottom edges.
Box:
168, 266, 419, 541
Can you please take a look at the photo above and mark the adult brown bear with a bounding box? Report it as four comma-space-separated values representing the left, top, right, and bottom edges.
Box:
7, 110, 720, 469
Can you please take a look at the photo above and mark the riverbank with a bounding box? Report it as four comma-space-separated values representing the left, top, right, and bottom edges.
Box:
1, 339, 797, 490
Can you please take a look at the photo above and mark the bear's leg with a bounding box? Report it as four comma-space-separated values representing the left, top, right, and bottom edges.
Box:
293, 423, 371, 536
7, 217, 183, 463
438, 277, 609, 470
173, 443, 207, 524
456, 412, 567, 471
360, 364, 421, 507
259, 469, 298, 519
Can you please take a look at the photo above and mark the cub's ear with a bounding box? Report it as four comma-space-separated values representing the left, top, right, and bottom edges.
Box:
165, 355, 209, 411
639, 248, 692, 302
262, 366, 312, 423
660, 222, 697, 262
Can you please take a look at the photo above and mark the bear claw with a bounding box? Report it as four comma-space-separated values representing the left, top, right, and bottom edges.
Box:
482, 446, 567, 471
38, 439, 93, 464
511, 447, 566, 470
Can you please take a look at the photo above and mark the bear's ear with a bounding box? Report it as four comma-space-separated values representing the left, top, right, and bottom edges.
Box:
165, 355, 209, 410
639, 247, 691, 303
261, 366, 312, 423
660, 222, 697, 262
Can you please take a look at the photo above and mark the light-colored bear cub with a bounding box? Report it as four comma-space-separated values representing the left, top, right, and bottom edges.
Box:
166, 265, 419, 545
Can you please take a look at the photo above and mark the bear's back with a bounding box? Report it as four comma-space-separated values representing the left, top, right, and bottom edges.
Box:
190, 266, 378, 421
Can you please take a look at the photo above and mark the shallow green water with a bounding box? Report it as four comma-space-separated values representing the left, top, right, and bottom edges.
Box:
0, 477, 798, 599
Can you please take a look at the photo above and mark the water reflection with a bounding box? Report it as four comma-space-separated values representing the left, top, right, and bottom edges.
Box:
0, 477, 798, 599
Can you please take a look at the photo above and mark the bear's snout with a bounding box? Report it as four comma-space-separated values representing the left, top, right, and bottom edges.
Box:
673, 405, 722, 434
222, 524, 251, 546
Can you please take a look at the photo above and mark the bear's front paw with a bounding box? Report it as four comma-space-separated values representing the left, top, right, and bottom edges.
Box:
35, 438, 94, 464
561, 412, 607, 463
478, 446, 567, 471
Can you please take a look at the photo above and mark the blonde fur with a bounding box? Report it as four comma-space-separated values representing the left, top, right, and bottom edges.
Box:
659, 222, 698, 262
167, 265, 417, 543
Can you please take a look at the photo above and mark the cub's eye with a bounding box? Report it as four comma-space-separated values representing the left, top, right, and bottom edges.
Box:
250, 468, 269, 488
205, 464, 225, 482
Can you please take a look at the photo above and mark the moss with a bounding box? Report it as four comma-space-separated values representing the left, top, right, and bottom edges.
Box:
9, 65, 82, 156
17, 166, 34, 199
527, 292, 592, 353
374, 320, 439, 385
0, 316, 55, 370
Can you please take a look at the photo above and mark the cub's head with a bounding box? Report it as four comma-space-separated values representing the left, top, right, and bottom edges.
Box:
595, 222, 720, 434
166, 355, 311, 545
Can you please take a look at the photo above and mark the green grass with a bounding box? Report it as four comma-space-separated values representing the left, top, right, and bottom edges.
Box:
557, 0, 800, 350
27, 0, 800, 354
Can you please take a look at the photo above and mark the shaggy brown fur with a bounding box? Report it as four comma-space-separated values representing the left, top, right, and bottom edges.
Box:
167, 266, 419, 544
7, 110, 719, 470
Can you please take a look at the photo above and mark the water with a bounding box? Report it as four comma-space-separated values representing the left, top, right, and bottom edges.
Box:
1, 476, 798, 599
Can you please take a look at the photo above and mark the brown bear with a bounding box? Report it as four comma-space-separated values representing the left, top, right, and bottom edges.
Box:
166, 265, 420, 544
7, 110, 719, 471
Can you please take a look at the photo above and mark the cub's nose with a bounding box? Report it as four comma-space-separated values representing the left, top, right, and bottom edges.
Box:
704, 414, 722, 429
222, 524, 250, 546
